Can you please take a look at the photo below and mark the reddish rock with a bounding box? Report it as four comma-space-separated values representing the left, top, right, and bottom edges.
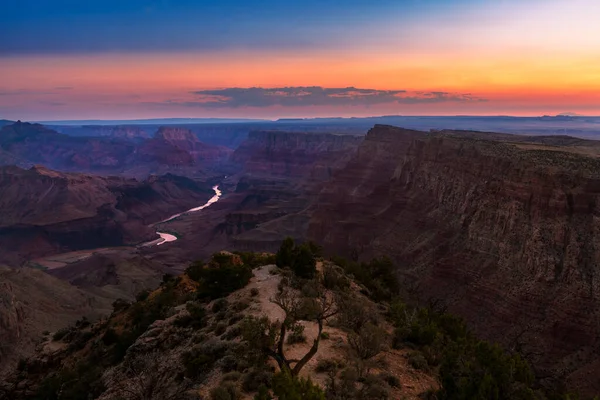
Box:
231, 130, 362, 179
0, 166, 214, 266
308, 124, 600, 395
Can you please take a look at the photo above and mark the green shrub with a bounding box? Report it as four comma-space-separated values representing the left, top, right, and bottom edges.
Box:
271, 371, 325, 400
291, 244, 317, 279
195, 258, 252, 300
250, 288, 260, 297
276, 237, 295, 268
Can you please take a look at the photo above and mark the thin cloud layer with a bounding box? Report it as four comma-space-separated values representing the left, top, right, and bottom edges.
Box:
182, 87, 484, 108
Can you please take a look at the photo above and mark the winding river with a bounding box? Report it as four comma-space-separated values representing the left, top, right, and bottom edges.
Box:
153, 185, 222, 246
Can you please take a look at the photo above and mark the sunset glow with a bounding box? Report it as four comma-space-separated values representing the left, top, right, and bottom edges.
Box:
2, 0, 599, 120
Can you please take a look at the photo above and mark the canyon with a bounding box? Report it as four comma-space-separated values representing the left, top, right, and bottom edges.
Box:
307, 125, 600, 396
1, 122, 600, 396
0, 165, 215, 266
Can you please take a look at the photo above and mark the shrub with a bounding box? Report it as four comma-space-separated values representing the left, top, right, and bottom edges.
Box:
211, 382, 241, 400
320, 332, 330, 340
186, 260, 205, 282
315, 358, 342, 373
195, 259, 252, 300
242, 368, 274, 393
322, 265, 350, 291
111, 298, 131, 312
380, 373, 401, 388
175, 303, 207, 328
228, 314, 244, 326
276, 237, 296, 268
360, 374, 391, 400
212, 299, 230, 313
223, 325, 242, 340
135, 289, 150, 302
286, 323, 306, 344
222, 371, 242, 382
408, 352, 428, 371
234, 251, 276, 268
232, 300, 250, 312
250, 288, 260, 297
52, 327, 72, 342
291, 244, 317, 279
215, 323, 228, 336
348, 323, 388, 360
271, 371, 325, 400
182, 339, 229, 380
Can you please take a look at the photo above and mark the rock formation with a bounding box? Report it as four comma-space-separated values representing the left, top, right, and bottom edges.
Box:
230, 130, 362, 179
308, 125, 600, 395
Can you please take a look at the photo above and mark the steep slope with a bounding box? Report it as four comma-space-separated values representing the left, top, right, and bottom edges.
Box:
0, 266, 113, 374
154, 126, 233, 164
308, 125, 600, 395
0, 166, 215, 266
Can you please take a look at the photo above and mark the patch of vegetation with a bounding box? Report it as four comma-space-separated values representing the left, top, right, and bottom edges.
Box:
234, 251, 276, 268
276, 237, 320, 279
330, 256, 399, 302
187, 253, 253, 300
211, 382, 241, 400
389, 299, 540, 399
286, 323, 307, 344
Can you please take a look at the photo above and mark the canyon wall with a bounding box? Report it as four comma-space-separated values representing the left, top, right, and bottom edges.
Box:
308, 125, 600, 395
231, 130, 362, 179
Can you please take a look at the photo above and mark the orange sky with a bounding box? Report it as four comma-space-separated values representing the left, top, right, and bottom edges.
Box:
2, 0, 600, 120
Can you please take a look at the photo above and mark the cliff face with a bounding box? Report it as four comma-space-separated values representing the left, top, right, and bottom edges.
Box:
231, 131, 362, 179
154, 127, 233, 164
308, 125, 600, 395
0, 166, 214, 266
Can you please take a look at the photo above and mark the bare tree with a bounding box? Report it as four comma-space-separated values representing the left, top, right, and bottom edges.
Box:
243, 279, 338, 376
107, 351, 193, 400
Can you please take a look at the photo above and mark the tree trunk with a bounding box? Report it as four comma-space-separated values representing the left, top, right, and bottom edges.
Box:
291, 319, 323, 375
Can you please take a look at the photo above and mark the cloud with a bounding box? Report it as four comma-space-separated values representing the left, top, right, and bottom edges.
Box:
176, 87, 485, 108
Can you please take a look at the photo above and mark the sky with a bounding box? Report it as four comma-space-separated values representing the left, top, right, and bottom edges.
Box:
1, 0, 599, 120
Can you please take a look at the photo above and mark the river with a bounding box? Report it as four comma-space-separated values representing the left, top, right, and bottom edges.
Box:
153, 185, 222, 246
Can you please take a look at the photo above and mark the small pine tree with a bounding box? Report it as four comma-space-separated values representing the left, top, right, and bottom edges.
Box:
291, 244, 317, 279
276, 237, 295, 268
